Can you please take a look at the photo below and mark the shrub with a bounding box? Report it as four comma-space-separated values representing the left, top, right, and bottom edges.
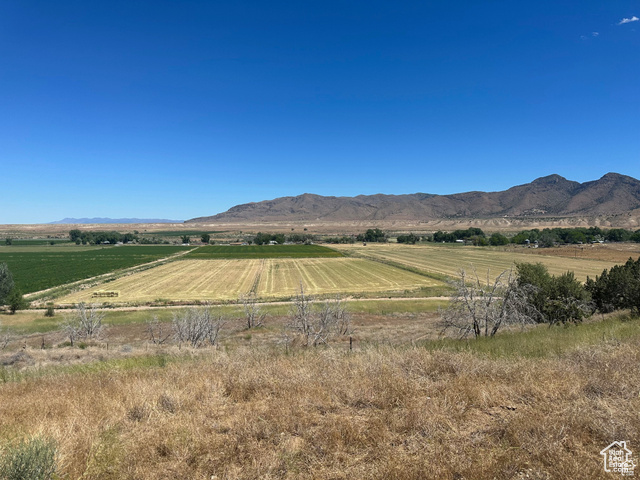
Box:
286, 284, 352, 346
516, 263, 591, 324
62, 303, 105, 346
7, 289, 28, 314
586, 257, 640, 314
172, 305, 225, 347
0, 436, 57, 480
439, 268, 536, 339
489, 232, 509, 246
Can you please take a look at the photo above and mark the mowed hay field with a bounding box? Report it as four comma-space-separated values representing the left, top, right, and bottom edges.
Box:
58, 258, 442, 304
335, 243, 623, 282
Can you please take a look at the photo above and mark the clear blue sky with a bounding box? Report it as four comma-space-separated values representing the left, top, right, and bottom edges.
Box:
1, 1, 639, 223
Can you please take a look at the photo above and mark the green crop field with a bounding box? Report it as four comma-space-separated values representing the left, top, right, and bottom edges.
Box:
6, 239, 72, 246
0, 245, 194, 294
186, 244, 343, 259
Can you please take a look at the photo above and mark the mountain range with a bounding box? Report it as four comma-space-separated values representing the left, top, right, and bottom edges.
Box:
49, 218, 183, 224
187, 173, 640, 223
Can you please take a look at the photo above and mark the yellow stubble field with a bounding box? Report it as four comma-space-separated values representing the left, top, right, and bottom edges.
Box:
58, 257, 442, 304
333, 243, 624, 282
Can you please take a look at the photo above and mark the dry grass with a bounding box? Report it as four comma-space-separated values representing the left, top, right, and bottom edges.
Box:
515, 243, 640, 263
1, 334, 638, 479
57, 258, 442, 304
335, 243, 624, 282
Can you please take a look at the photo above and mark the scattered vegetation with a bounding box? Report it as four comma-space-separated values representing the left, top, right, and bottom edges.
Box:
0, 326, 638, 478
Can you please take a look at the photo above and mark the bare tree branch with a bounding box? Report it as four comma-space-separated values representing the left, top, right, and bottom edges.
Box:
172, 304, 225, 348
146, 315, 171, 345
62, 303, 106, 345
287, 283, 352, 347
239, 293, 266, 329
439, 268, 537, 339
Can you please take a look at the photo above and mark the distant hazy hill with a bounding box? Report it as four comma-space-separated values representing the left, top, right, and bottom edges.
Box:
50, 218, 183, 224
187, 173, 640, 223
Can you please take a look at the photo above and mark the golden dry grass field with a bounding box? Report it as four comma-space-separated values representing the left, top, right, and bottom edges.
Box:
334, 243, 625, 282
1, 322, 639, 480
58, 258, 442, 304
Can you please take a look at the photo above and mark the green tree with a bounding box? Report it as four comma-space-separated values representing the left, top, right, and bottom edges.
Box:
362, 228, 387, 243
5, 238, 12, 245
201, 233, 211, 244
181, 235, 190, 244
397, 233, 419, 244
489, 233, 510, 246
7, 288, 28, 314
586, 257, 640, 314
516, 263, 591, 324
69, 229, 82, 241
0, 262, 15, 306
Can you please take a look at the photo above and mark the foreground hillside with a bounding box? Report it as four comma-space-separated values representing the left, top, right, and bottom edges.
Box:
1, 316, 638, 479
188, 172, 640, 223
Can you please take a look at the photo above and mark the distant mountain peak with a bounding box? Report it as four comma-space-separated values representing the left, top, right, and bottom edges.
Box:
598, 172, 632, 182
531, 174, 569, 185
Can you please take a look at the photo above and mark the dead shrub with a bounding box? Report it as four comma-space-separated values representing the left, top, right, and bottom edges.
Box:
172, 305, 225, 348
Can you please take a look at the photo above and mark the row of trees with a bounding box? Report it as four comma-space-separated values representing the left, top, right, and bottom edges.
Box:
253, 232, 286, 245
441, 256, 640, 339
511, 227, 640, 245
428, 227, 640, 246
69, 229, 137, 245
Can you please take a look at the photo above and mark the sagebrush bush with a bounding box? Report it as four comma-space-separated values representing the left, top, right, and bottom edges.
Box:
0, 436, 57, 480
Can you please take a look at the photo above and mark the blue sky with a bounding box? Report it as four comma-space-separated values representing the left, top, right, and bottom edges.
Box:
1, 1, 639, 223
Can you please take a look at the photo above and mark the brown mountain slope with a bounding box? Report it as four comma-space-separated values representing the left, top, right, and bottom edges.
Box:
187, 173, 640, 223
